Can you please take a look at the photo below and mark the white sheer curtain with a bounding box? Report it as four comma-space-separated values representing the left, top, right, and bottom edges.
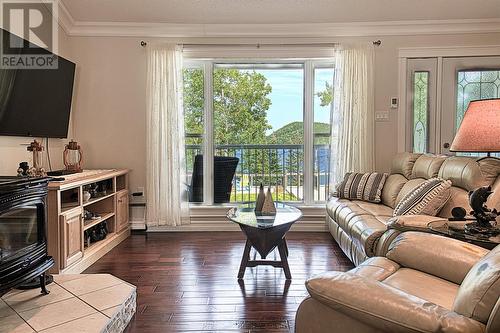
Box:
329, 43, 375, 188
146, 44, 189, 227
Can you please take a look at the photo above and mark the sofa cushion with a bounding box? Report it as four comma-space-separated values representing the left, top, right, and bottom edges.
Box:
381, 174, 407, 208
350, 257, 400, 281
438, 186, 472, 218
411, 154, 447, 180
333, 172, 388, 203
386, 232, 488, 285
438, 156, 500, 192
390, 152, 421, 178
393, 178, 452, 217
395, 178, 426, 206
453, 245, 500, 324
327, 198, 392, 256
383, 268, 459, 310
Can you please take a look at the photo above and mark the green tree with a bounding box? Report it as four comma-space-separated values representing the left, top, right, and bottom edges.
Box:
183, 68, 273, 145
316, 81, 333, 107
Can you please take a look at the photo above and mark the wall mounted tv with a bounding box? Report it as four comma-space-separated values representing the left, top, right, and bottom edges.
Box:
0, 28, 76, 138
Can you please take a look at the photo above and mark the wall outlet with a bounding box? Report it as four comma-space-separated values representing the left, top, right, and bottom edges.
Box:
375, 111, 390, 121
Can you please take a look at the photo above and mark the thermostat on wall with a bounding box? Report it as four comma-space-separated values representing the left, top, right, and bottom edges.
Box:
390, 97, 398, 109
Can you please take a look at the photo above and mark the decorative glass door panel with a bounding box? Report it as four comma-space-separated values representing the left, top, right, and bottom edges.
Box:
441, 56, 500, 155
413, 72, 429, 153
406, 58, 437, 153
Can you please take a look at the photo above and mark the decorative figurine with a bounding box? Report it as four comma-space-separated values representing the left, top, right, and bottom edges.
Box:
464, 186, 499, 235
17, 162, 29, 176
261, 187, 276, 215
255, 183, 265, 212
27, 140, 46, 177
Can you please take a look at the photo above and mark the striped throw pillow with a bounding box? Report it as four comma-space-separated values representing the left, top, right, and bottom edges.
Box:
393, 178, 452, 217
333, 172, 388, 203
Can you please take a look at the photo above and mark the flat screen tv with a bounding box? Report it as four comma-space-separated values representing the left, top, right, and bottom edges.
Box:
0, 28, 76, 138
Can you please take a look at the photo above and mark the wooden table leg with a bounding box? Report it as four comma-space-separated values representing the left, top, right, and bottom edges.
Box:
277, 241, 291, 280
238, 239, 252, 279
283, 238, 289, 257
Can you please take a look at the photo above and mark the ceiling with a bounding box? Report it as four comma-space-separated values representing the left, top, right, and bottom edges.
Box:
61, 0, 500, 24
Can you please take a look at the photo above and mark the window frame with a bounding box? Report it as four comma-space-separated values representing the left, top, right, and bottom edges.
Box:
183, 58, 334, 206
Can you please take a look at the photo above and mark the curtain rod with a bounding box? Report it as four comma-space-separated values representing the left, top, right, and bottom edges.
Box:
139, 40, 382, 47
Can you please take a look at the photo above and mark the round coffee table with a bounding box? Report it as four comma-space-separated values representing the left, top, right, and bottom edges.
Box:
428, 220, 500, 250
226, 202, 302, 280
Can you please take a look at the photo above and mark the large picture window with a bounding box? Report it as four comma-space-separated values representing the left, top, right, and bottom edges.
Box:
184, 59, 334, 205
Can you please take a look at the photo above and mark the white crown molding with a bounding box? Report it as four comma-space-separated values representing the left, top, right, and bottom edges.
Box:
57, 0, 75, 34
55, 7, 500, 39
399, 45, 500, 58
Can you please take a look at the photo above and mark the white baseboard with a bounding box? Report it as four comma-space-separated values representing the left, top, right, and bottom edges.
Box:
130, 220, 146, 230
146, 219, 328, 232
132, 204, 328, 232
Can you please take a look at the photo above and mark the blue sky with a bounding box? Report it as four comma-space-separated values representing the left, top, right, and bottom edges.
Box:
254, 68, 334, 134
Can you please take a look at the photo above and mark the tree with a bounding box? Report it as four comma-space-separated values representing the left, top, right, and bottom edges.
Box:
316, 81, 333, 107
183, 68, 273, 145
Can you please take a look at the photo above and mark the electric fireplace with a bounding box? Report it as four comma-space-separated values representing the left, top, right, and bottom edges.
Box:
0, 176, 54, 296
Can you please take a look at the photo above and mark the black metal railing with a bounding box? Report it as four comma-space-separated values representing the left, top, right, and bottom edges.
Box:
185, 137, 331, 203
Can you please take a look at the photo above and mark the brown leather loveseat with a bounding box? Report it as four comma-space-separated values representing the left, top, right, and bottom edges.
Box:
326, 153, 500, 265
295, 232, 500, 333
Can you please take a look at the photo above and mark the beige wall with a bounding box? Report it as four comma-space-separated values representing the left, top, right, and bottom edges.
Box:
0, 18, 75, 175
67, 32, 500, 193
2, 28, 500, 193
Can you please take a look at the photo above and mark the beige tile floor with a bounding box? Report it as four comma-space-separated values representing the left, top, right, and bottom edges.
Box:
0, 274, 136, 333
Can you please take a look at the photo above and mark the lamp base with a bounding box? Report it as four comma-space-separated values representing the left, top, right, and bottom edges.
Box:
465, 222, 500, 236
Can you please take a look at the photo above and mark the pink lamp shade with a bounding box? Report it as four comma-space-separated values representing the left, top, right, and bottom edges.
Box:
450, 98, 500, 153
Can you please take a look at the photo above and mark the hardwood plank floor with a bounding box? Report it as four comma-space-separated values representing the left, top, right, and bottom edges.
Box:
84, 232, 354, 332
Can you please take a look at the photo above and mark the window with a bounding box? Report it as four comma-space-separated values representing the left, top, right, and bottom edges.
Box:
456, 69, 500, 158
183, 59, 334, 205
313, 66, 334, 201
183, 66, 204, 202
412, 71, 429, 153
457, 70, 500, 129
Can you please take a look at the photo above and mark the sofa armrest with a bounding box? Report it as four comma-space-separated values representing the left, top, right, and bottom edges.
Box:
387, 214, 447, 232
306, 271, 485, 333
387, 231, 488, 284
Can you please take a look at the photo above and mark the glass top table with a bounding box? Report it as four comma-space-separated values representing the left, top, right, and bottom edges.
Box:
226, 202, 303, 229
226, 202, 303, 280
428, 220, 500, 250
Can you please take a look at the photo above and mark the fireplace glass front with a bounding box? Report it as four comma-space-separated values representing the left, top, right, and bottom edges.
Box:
0, 204, 41, 262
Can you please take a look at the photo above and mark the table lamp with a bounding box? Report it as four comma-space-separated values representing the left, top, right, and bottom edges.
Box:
450, 98, 500, 157
450, 98, 500, 235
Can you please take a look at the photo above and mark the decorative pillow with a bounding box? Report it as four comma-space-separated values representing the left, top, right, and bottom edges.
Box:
393, 178, 452, 217
333, 172, 388, 203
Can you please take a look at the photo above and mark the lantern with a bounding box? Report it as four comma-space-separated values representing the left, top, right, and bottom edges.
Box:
64, 140, 83, 173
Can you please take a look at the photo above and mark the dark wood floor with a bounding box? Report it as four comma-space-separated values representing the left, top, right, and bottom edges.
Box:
84, 232, 353, 333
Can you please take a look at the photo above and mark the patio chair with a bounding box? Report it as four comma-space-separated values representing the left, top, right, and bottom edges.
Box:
188, 155, 239, 203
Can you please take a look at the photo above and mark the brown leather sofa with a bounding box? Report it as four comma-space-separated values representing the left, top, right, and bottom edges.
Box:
295, 232, 500, 333
327, 153, 500, 265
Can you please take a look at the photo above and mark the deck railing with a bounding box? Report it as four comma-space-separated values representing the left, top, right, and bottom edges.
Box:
185, 140, 331, 203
